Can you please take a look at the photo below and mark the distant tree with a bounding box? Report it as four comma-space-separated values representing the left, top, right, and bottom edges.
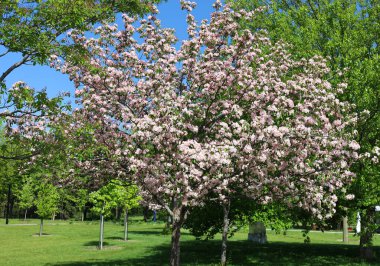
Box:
35, 183, 59, 236
90, 180, 141, 247
16, 180, 34, 221
90, 182, 118, 250
112, 181, 141, 241
75, 189, 89, 222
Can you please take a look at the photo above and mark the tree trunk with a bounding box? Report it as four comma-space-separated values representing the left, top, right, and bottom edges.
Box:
143, 206, 149, 222
99, 214, 104, 250
5, 183, 11, 225
124, 208, 129, 241
81, 211, 84, 222
169, 206, 186, 266
170, 219, 181, 266
343, 216, 349, 243
24, 209, 28, 221
39, 218, 44, 236
51, 211, 56, 221
221, 200, 231, 266
360, 208, 375, 260
83, 206, 88, 221
115, 207, 119, 220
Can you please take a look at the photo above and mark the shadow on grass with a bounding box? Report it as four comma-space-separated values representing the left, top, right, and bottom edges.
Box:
83, 241, 110, 247
46, 240, 380, 266
131, 229, 191, 236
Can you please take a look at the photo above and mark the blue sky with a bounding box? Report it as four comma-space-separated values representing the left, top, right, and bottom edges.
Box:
1, 0, 216, 99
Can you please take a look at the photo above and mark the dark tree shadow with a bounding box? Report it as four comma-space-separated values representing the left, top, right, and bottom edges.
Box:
45, 240, 380, 266
82, 241, 110, 247
105, 236, 124, 240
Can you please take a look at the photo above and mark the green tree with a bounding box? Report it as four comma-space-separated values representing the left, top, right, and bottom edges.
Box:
228, 0, 380, 257
75, 189, 89, 222
16, 180, 34, 221
90, 180, 141, 248
0, 0, 163, 85
35, 183, 59, 236
90, 182, 118, 250
112, 181, 141, 241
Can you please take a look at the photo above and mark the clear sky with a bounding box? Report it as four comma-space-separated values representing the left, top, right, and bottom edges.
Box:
1, 0, 217, 100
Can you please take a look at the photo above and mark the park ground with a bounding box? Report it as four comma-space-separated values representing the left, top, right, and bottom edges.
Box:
1, 218, 380, 265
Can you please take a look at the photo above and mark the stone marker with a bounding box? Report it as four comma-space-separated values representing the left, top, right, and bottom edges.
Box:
248, 222, 267, 244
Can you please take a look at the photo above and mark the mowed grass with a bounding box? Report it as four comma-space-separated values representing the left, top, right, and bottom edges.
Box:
1, 218, 380, 265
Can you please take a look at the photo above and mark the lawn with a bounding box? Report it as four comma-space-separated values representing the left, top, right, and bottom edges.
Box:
1, 218, 380, 265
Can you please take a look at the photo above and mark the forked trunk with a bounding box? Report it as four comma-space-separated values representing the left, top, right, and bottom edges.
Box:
221, 200, 231, 266
39, 218, 44, 236
124, 208, 128, 241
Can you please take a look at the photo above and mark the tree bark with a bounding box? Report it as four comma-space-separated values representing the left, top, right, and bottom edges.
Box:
170, 219, 181, 266
24, 209, 28, 221
39, 218, 44, 236
221, 200, 231, 266
99, 214, 104, 250
343, 216, 349, 243
169, 206, 186, 266
81, 211, 84, 222
124, 208, 128, 241
5, 183, 11, 225
115, 207, 119, 220
360, 208, 375, 259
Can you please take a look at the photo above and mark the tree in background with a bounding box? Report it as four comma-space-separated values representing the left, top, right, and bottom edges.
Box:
227, 0, 380, 257
75, 188, 89, 222
90, 181, 119, 250
53, 2, 359, 265
16, 179, 34, 221
113, 181, 141, 241
35, 183, 59, 236
90, 180, 141, 248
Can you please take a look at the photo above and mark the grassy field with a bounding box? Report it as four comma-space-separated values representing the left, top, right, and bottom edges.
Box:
1, 218, 380, 265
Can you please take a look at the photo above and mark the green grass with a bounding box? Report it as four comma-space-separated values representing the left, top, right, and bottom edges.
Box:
1, 218, 380, 265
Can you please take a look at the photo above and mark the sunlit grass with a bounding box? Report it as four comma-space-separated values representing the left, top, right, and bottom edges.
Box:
1, 217, 380, 265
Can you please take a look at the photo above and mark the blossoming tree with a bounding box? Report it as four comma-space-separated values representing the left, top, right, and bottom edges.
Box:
53, 1, 359, 265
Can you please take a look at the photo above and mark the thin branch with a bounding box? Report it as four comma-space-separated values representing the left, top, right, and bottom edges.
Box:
0, 54, 31, 83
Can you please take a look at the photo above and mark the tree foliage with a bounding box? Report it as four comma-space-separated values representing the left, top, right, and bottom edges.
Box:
49, 2, 360, 265
227, 0, 380, 252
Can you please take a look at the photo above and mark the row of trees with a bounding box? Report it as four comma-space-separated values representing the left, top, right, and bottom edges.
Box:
0, 1, 379, 265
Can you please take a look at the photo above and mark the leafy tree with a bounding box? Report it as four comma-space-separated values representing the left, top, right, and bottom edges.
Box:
90, 180, 141, 247
0, 127, 25, 224
75, 189, 89, 221
16, 179, 34, 221
90, 181, 119, 250
35, 183, 59, 236
227, 0, 380, 258
0, 0, 163, 84
0, 0, 163, 162
54, 2, 359, 265
112, 180, 141, 241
